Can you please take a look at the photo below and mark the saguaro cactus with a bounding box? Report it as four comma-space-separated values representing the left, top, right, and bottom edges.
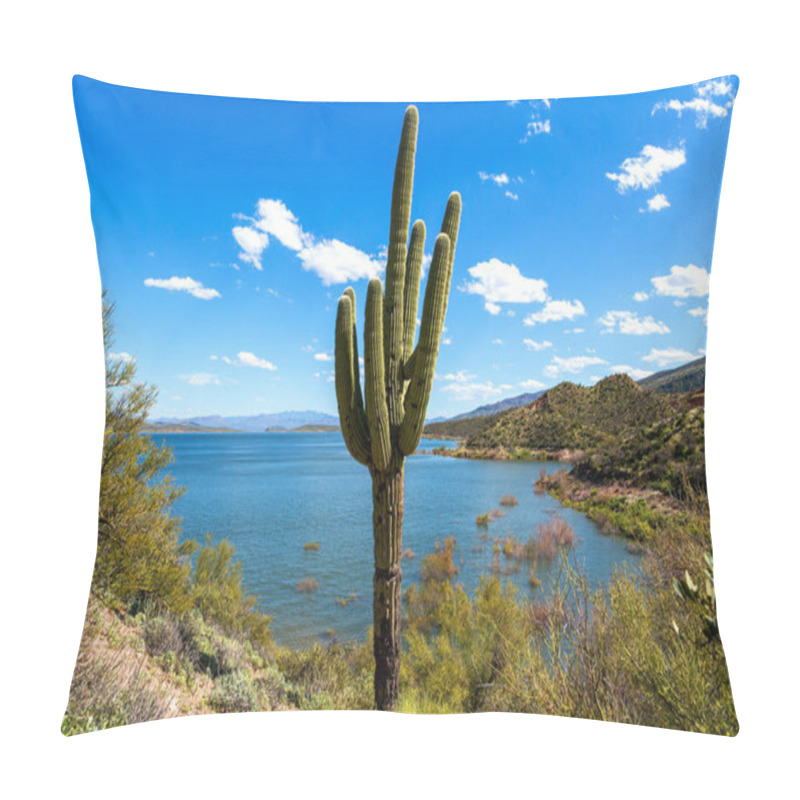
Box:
334, 105, 461, 710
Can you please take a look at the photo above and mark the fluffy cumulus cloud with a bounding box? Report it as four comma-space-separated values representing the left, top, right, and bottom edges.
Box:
313, 352, 333, 362
642, 348, 699, 368
523, 299, 585, 326
651, 264, 709, 298
461, 258, 548, 313
652, 78, 737, 129
544, 355, 607, 378
598, 310, 670, 335
644, 193, 670, 213
144, 276, 220, 300
611, 364, 654, 381
233, 198, 383, 285
232, 226, 270, 270
633, 291, 650, 302
523, 338, 553, 351
606, 145, 686, 193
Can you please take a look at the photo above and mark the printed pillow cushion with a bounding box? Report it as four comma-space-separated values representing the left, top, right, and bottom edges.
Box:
64, 75, 738, 735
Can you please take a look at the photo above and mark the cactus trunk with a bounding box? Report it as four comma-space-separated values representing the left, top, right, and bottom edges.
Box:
371, 464, 404, 708
334, 105, 460, 710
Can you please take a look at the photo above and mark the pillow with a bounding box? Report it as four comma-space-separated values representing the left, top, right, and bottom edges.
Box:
65, 74, 738, 734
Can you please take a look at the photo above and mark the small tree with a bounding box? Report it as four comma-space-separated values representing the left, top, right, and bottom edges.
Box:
94, 295, 192, 612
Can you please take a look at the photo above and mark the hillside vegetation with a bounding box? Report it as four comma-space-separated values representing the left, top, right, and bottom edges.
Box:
466, 374, 673, 452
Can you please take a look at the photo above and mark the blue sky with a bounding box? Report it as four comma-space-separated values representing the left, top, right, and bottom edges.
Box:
74, 75, 737, 419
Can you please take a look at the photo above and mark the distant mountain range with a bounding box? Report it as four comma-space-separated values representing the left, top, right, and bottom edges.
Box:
150, 410, 340, 433
148, 359, 706, 436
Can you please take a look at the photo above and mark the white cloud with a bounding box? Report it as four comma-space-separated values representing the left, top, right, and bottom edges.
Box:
519, 99, 552, 142
652, 78, 736, 129
523, 338, 553, 351
519, 379, 547, 390
108, 351, 134, 363
544, 355, 607, 378
611, 364, 654, 381
232, 226, 270, 270
233, 351, 278, 370
688, 306, 709, 325
461, 259, 548, 312
144, 276, 220, 300
314, 352, 333, 362
220, 352, 278, 370
633, 291, 650, 302
645, 193, 670, 212
598, 310, 670, 335
234, 199, 383, 285
298, 239, 384, 285
440, 381, 513, 403
642, 348, 699, 368
523, 299, 585, 326
253, 199, 311, 251
492, 338, 503, 345
606, 145, 686, 193
440, 370, 476, 383
505, 191, 519, 201
479, 171, 510, 186
180, 373, 220, 386
651, 264, 709, 298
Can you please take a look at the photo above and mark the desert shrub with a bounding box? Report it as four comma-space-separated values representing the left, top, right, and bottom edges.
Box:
143, 614, 184, 657
274, 640, 373, 710
499, 494, 518, 507
210, 670, 260, 713
297, 577, 319, 593
189, 534, 272, 650
303, 542, 320, 551
476, 513, 491, 526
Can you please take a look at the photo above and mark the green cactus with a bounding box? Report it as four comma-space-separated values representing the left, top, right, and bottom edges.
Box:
334, 105, 461, 710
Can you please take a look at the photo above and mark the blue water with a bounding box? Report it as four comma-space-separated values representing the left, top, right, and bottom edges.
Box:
157, 432, 636, 648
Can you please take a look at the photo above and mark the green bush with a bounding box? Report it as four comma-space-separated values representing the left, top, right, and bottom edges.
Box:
210, 670, 260, 713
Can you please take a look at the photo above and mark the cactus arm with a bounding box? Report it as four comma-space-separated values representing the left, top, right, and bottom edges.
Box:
398, 232, 451, 455
438, 192, 462, 316
402, 219, 426, 367
334, 294, 371, 465
364, 278, 392, 471
383, 105, 418, 427
343, 286, 365, 413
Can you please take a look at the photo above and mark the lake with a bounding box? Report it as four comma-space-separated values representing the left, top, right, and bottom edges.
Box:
158, 432, 637, 648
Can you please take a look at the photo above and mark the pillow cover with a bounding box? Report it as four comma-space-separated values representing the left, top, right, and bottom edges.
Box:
65, 75, 738, 735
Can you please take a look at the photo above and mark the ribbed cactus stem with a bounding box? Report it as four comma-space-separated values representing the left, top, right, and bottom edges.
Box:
334, 294, 370, 465
402, 219, 426, 363
364, 278, 391, 472
399, 232, 451, 455
383, 106, 418, 430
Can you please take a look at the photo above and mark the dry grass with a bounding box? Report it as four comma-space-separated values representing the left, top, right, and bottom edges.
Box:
499, 494, 518, 507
